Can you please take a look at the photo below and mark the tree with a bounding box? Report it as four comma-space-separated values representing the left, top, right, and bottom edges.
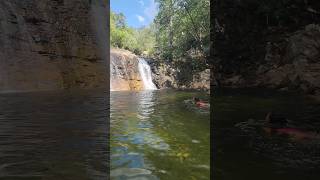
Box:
154, 0, 210, 69
110, 10, 156, 56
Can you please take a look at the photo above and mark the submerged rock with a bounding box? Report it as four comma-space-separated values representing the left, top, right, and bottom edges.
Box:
192, 139, 200, 144
127, 175, 159, 180
111, 168, 151, 177
192, 164, 210, 170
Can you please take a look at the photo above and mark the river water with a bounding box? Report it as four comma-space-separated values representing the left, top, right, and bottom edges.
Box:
213, 88, 320, 180
0, 89, 209, 179
0, 90, 109, 179
110, 90, 210, 180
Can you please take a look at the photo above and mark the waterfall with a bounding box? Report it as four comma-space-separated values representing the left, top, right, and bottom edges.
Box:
138, 58, 157, 90
109, 50, 157, 91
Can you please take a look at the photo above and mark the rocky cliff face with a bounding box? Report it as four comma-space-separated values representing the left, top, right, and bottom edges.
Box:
258, 25, 320, 95
215, 0, 320, 97
150, 60, 210, 91
0, 0, 108, 92
110, 48, 144, 91
110, 48, 210, 91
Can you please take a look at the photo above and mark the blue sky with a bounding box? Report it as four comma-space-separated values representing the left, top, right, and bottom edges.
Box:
110, 0, 158, 28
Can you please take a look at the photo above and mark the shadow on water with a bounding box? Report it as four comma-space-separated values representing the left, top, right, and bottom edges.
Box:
110, 90, 210, 180
0, 90, 109, 179
213, 88, 320, 180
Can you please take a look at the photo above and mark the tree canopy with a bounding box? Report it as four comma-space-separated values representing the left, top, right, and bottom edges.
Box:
110, 11, 156, 56
154, 0, 210, 68
110, 0, 210, 70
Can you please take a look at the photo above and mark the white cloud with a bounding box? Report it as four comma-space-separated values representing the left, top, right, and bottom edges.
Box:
138, 0, 144, 6
136, 15, 145, 23
143, 0, 158, 21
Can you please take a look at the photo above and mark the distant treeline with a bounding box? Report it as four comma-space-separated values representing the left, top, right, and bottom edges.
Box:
110, 11, 156, 56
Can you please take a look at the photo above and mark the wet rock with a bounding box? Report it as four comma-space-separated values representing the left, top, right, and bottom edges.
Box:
127, 175, 159, 180
110, 48, 144, 91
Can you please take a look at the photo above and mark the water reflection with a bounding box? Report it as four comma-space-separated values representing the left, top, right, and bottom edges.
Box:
136, 91, 169, 151
137, 90, 155, 120
110, 90, 210, 180
111, 91, 159, 179
0, 90, 108, 179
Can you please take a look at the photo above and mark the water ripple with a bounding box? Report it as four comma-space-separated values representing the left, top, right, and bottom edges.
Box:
0, 90, 109, 179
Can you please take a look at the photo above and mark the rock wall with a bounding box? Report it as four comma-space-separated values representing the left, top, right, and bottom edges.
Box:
0, 0, 108, 92
150, 60, 210, 91
258, 25, 320, 95
215, 0, 320, 97
110, 48, 210, 91
216, 24, 320, 96
110, 48, 144, 91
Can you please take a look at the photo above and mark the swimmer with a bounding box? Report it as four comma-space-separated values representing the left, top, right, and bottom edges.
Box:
264, 112, 319, 140
193, 97, 210, 108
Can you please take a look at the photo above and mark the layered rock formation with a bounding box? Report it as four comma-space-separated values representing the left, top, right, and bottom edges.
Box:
110, 48, 210, 91
110, 48, 144, 91
215, 0, 320, 97
216, 23, 320, 96
0, 0, 109, 92
258, 25, 320, 95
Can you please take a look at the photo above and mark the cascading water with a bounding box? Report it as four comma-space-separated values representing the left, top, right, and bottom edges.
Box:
138, 58, 157, 90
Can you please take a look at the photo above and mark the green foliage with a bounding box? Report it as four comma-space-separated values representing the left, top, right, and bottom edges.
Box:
110, 11, 156, 56
154, 0, 210, 69
110, 0, 210, 69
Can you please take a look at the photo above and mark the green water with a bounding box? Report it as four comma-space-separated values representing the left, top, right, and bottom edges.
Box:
110, 90, 210, 180
213, 88, 320, 180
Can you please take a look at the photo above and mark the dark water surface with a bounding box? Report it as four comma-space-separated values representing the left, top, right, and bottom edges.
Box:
213, 89, 320, 180
110, 90, 210, 180
0, 90, 108, 179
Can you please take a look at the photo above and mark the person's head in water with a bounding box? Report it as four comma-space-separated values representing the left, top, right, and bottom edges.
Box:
193, 97, 200, 102
266, 111, 288, 128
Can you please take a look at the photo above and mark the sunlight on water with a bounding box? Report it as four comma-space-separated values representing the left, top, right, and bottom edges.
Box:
110, 90, 210, 180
